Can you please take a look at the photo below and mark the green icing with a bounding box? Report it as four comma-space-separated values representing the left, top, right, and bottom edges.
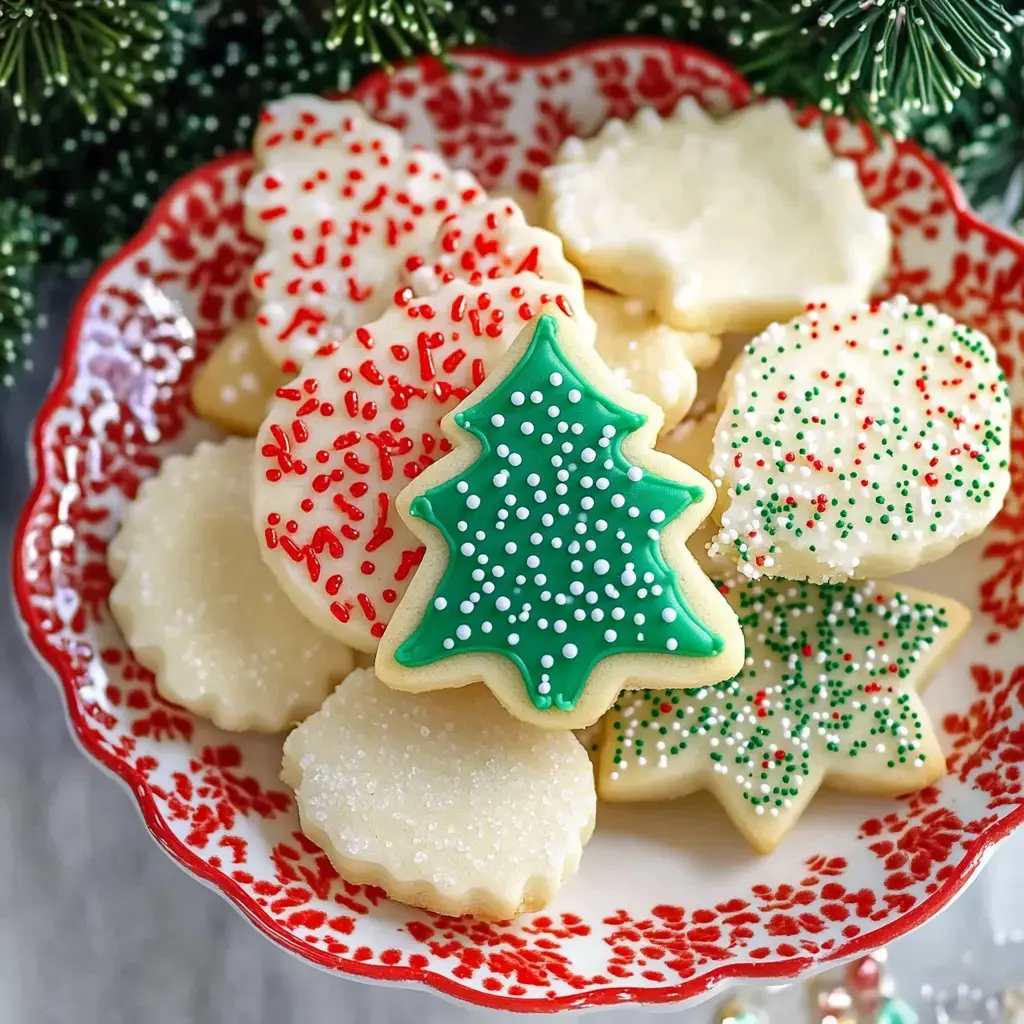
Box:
395, 313, 724, 711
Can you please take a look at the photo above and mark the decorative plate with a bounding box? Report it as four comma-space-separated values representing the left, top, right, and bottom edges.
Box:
13, 39, 1024, 1015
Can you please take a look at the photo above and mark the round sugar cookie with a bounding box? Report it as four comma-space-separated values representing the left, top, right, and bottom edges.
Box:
191, 320, 291, 436
540, 98, 890, 334
109, 438, 354, 732
254, 203, 590, 653
709, 296, 1012, 581
282, 668, 596, 920
245, 96, 484, 368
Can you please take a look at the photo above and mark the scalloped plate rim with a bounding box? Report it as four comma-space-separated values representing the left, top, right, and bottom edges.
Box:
11, 38, 1024, 1015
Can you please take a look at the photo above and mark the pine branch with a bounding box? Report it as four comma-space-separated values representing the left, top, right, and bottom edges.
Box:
0, 0, 199, 124
736, 0, 1015, 134
324, 0, 493, 63
0, 196, 48, 386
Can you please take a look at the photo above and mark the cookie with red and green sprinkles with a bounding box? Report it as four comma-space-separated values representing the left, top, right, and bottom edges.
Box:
709, 295, 1011, 581
597, 576, 970, 853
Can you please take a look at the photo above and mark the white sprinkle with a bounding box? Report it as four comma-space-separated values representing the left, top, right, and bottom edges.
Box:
521, 422, 534, 435
611, 494, 625, 508
527, 473, 540, 486
505, 541, 517, 554
568, 389, 582, 403
650, 509, 665, 523
541, 654, 554, 668
538, 681, 551, 695
530, 390, 543, 403
547, 405, 559, 418
662, 608, 677, 623
581, 449, 596, 463
456, 625, 471, 640
460, 542, 475, 556
460, 600, 473, 613
628, 466, 643, 482
549, 372, 563, 386
604, 629, 617, 642
594, 559, 610, 575
497, 443, 510, 458
434, 597, 448, 610
508, 633, 519, 645
466, 495, 480, 509
457, 481, 469, 493
490, 414, 505, 427
496, 597, 511, 611
602, 425, 615, 438
511, 391, 525, 406
562, 643, 578, 659
443, 638, 455, 649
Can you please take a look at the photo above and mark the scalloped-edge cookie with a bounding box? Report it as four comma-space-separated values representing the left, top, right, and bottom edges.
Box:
540, 98, 891, 334
191, 320, 290, 436
282, 668, 596, 920
108, 438, 353, 732
245, 95, 485, 368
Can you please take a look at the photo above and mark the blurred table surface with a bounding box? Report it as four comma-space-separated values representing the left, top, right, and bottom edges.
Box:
3, 282, 1023, 1024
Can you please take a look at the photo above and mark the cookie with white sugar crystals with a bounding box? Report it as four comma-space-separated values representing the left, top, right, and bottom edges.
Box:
282, 668, 596, 920
709, 296, 1012, 581
245, 96, 485, 368
375, 310, 743, 730
109, 438, 353, 732
598, 576, 969, 853
191, 320, 291, 436
540, 98, 890, 334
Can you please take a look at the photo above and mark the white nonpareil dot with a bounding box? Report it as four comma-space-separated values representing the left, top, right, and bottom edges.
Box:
650, 509, 665, 523
434, 597, 447, 610
594, 559, 610, 575
562, 643, 578, 659
460, 542, 475, 556
496, 444, 510, 457
549, 372, 563, 387
662, 607, 677, 623
530, 390, 544, 403
611, 494, 625, 508
541, 654, 554, 668
491, 414, 505, 427
443, 638, 454, 649
496, 596, 511, 611
466, 495, 480, 509
456, 625, 471, 640
460, 600, 473, 614
505, 541, 517, 554
627, 466, 643, 482
511, 391, 525, 406
581, 448, 596, 463
568, 389, 582, 403
604, 629, 617, 642
508, 633, 519, 645
521, 422, 534, 435
538, 681, 551, 695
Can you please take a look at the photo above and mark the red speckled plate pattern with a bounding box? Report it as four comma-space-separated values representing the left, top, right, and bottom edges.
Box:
12, 40, 1024, 1014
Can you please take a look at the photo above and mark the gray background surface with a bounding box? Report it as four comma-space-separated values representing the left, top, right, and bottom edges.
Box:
3, 284, 1023, 1024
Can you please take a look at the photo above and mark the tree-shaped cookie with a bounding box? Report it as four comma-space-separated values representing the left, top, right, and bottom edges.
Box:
376, 311, 743, 729
597, 575, 970, 853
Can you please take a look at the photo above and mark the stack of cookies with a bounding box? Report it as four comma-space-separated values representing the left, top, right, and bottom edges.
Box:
109, 94, 1010, 919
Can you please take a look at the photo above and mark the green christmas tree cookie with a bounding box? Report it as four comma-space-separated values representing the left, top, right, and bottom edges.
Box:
597, 574, 971, 853
375, 309, 744, 729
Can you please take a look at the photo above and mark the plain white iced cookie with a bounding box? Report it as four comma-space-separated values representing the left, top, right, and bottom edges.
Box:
109, 438, 353, 732
253, 202, 591, 653
282, 668, 596, 920
540, 98, 890, 334
709, 296, 1012, 581
191, 320, 290, 436
245, 96, 484, 368
589, 287, 718, 432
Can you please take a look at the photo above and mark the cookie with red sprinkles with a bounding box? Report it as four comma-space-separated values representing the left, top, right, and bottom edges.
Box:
598, 575, 969, 853
709, 295, 1011, 581
245, 96, 484, 368
253, 211, 590, 653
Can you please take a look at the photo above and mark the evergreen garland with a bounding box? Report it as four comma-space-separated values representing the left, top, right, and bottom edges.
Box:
1, 0, 1022, 384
